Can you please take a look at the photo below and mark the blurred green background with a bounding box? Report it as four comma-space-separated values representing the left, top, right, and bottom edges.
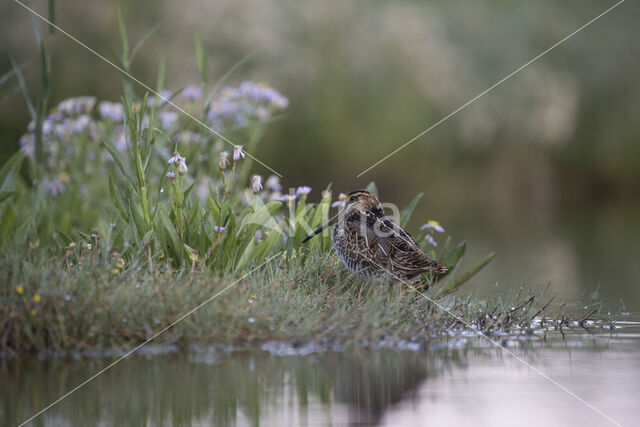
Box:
1, 0, 639, 304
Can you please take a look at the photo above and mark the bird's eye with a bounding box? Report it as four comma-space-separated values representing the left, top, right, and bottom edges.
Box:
349, 196, 357, 202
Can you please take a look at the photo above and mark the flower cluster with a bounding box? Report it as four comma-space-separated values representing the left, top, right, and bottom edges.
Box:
276, 186, 312, 203
206, 81, 289, 128
98, 101, 124, 122
180, 85, 203, 101
20, 97, 100, 168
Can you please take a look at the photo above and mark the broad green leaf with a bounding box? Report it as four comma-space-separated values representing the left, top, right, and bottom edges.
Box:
236, 237, 255, 270
309, 186, 331, 229
183, 182, 196, 200
0, 150, 25, 193
157, 206, 183, 263
53, 229, 74, 248
442, 240, 466, 270
207, 196, 221, 222
399, 192, 423, 227
237, 200, 282, 237
103, 139, 135, 187
0, 191, 15, 203
438, 252, 496, 298
0, 207, 16, 245
109, 175, 130, 222
254, 230, 281, 260
129, 199, 147, 239
366, 182, 378, 197
140, 229, 155, 249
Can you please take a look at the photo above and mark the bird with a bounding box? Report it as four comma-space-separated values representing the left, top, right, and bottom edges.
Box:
302, 189, 447, 284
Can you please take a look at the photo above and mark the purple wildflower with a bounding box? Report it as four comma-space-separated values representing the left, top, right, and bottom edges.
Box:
181, 85, 203, 101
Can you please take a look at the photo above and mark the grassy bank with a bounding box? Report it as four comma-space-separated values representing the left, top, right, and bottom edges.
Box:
1, 243, 611, 356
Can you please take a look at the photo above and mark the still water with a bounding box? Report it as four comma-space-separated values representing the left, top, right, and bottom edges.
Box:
3, 323, 639, 426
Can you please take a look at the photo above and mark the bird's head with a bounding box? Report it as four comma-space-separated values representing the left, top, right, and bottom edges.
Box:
342, 189, 382, 217
302, 189, 382, 243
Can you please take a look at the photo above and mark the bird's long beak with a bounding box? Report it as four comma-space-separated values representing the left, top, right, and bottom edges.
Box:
302, 211, 341, 243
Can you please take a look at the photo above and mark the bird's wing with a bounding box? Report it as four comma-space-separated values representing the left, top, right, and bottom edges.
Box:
364, 215, 436, 273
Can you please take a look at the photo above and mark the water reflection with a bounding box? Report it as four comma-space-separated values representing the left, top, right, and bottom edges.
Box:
4, 327, 639, 426
3, 348, 462, 426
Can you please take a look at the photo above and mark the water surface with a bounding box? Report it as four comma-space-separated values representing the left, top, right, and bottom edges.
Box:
4, 323, 639, 426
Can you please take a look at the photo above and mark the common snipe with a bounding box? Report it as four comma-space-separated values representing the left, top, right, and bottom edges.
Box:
302, 189, 447, 283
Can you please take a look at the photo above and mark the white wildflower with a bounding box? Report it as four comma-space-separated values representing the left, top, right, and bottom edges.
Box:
420, 220, 445, 233
233, 145, 245, 161
219, 151, 229, 169
331, 193, 347, 208
251, 175, 263, 192
168, 152, 182, 164
296, 186, 312, 196
177, 157, 188, 175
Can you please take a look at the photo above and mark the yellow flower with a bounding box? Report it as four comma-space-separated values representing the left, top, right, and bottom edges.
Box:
420, 220, 445, 233
16, 285, 24, 295
58, 172, 69, 182
30, 309, 37, 317
33, 294, 41, 303
68, 242, 76, 249
116, 258, 125, 269
112, 268, 120, 275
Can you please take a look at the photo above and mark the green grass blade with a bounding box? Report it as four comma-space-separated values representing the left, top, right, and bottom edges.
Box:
117, 6, 129, 65
108, 175, 130, 222
206, 52, 254, 103
48, 0, 58, 34
129, 21, 162, 66
194, 30, 207, 84
9, 57, 36, 119
0, 150, 25, 193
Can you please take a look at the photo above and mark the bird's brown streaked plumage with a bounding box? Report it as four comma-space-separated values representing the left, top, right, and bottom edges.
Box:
303, 189, 447, 284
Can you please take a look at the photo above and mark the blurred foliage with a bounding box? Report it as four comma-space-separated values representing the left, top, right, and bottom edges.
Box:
2, 0, 638, 211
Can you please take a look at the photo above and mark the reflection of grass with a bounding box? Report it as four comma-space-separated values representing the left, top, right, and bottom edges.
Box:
0, 244, 611, 355
3, 349, 452, 426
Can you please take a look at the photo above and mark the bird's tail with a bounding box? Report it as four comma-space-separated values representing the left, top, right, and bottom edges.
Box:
431, 260, 448, 274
